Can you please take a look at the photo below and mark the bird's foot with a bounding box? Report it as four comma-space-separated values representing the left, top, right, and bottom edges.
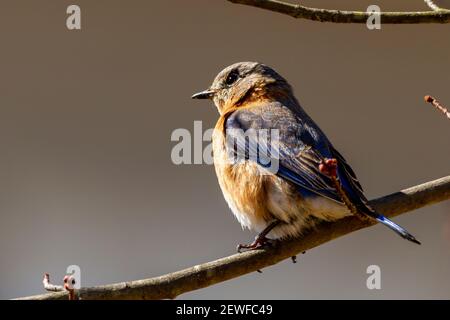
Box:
237, 235, 274, 253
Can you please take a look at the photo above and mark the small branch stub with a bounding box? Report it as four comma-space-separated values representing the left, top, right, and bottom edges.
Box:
424, 95, 450, 120
42, 273, 64, 292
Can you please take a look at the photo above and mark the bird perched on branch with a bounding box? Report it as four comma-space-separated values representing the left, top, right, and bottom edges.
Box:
192, 62, 420, 250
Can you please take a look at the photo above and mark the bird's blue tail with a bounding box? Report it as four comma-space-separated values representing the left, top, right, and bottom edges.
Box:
367, 210, 421, 245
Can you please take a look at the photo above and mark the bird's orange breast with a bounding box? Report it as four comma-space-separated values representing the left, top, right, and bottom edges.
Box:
212, 116, 275, 230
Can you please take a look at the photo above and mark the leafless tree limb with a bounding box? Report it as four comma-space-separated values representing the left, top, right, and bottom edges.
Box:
227, 0, 450, 24
14, 175, 450, 300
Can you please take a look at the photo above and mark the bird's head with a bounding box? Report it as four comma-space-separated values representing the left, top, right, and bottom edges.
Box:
192, 62, 292, 114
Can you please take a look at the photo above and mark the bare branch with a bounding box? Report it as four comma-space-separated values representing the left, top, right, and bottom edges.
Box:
14, 176, 450, 300
425, 95, 450, 120
227, 0, 450, 24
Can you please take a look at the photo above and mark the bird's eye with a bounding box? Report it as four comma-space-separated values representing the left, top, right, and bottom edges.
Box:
225, 70, 239, 86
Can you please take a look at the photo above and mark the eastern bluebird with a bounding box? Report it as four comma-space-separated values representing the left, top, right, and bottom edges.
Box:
192, 62, 420, 250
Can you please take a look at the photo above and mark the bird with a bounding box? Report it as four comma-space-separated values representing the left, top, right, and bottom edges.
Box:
192, 62, 420, 251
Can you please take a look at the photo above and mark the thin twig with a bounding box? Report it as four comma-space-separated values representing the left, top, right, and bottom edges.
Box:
15, 176, 450, 300
319, 158, 368, 221
42, 273, 64, 292
424, 0, 441, 11
424, 95, 450, 120
227, 0, 450, 24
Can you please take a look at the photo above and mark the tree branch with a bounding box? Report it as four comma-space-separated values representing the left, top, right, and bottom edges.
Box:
227, 0, 450, 24
15, 175, 450, 300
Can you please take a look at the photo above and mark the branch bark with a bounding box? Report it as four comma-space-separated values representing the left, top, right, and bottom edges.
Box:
15, 175, 450, 300
227, 0, 450, 24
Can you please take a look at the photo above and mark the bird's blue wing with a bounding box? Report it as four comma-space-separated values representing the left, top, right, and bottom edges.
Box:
224, 102, 362, 204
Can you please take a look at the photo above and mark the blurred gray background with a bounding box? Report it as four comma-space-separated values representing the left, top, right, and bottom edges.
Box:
0, 0, 449, 299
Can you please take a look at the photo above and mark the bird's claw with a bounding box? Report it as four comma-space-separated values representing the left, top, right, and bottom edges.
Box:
237, 236, 274, 253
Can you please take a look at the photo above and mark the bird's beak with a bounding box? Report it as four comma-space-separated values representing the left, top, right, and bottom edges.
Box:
191, 89, 215, 100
